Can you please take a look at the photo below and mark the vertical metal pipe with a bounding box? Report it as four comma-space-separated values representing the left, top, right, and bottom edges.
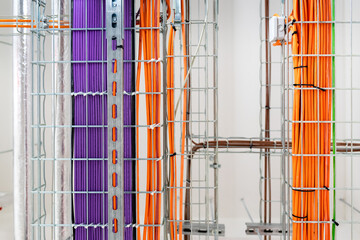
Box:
264, 1, 271, 239
213, 0, 219, 238
13, 0, 32, 239
184, 1, 191, 239
53, 0, 72, 239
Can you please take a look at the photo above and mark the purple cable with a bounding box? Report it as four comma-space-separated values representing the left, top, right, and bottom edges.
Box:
124, 0, 133, 239
72, 0, 134, 239
73, 0, 108, 239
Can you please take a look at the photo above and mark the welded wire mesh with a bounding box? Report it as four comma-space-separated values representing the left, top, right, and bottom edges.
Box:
17, 0, 220, 239
283, 0, 360, 239
165, 0, 219, 239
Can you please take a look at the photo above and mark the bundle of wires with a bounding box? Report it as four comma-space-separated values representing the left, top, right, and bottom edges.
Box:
167, 1, 188, 239
291, 0, 332, 239
73, 0, 108, 239
136, 1, 168, 239
73, 0, 135, 239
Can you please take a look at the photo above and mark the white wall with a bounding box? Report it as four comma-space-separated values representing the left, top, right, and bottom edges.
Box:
0, 0, 15, 239
217, 0, 262, 238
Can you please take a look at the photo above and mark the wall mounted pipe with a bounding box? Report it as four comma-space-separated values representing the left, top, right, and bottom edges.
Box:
13, 0, 32, 239
53, 0, 72, 239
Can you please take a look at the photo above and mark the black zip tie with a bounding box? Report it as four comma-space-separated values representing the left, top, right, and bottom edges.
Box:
324, 186, 330, 191
170, 152, 176, 157
170, 22, 177, 31
313, 85, 326, 91
293, 83, 326, 92
250, 142, 253, 149
332, 219, 339, 226
292, 188, 315, 193
294, 65, 308, 69
292, 31, 298, 36
292, 214, 307, 219
265, 106, 271, 110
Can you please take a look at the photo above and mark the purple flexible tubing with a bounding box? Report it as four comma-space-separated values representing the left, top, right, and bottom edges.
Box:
72, 0, 134, 239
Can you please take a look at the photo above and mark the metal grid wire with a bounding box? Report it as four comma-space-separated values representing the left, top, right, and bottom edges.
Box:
6, 0, 221, 239
166, 0, 219, 239
259, 2, 284, 239
283, 0, 360, 239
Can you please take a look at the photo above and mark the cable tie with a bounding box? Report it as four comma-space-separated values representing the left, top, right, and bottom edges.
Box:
293, 83, 326, 92
170, 22, 177, 31
292, 214, 307, 219
292, 31, 298, 36
170, 152, 177, 157
123, 91, 139, 96
148, 58, 163, 63
250, 139, 253, 149
186, 179, 191, 184
265, 105, 271, 110
332, 219, 339, 226
125, 223, 134, 228
203, 143, 207, 149
294, 65, 307, 69
72, 91, 107, 96
149, 123, 161, 130
323, 186, 330, 191
292, 188, 315, 193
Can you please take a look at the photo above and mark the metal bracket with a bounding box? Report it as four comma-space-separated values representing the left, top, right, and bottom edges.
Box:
179, 223, 225, 236
174, 0, 181, 23
106, 0, 124, 239
245, 223, 288, 236
210, 163, 221, 169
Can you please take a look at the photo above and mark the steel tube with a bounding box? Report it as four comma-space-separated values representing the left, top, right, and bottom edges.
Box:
13, 0, 32, 239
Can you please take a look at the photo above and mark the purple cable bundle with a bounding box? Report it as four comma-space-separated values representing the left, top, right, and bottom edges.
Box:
72, 0, 134, 239
73, 0, 108, 239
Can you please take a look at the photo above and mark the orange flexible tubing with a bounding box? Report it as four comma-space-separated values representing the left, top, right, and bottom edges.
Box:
154, 1, 162, 239
166, 2, 187, 239
291, 0, 331, 239
139, 0, 162, 239
178, 0, 187, 239
0, 24, 69, 28
167, 16, 178, 240
0, 19, 69, 23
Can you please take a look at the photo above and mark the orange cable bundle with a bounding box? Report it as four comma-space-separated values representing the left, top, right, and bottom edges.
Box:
291, 0, 332, 239
167, 15, 178, 240
167, 1, 188, 240
136, 0, 164, 239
